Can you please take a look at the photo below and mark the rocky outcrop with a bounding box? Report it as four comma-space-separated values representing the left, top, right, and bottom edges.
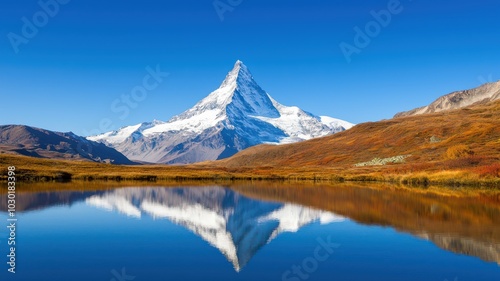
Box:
354, 155, 410, 167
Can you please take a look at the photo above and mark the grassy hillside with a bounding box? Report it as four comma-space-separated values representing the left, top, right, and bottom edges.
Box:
0, 153, 232, 181
1, 101, 499, 187
211, 100, 500, 185
218, 100, 500, 167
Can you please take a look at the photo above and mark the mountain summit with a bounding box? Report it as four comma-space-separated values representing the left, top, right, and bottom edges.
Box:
89, 61, 354, 164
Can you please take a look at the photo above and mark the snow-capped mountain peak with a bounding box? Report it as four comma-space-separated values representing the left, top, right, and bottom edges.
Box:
220, 60, 251, 88
88, 60, 354, 164
190, 60, 279, 119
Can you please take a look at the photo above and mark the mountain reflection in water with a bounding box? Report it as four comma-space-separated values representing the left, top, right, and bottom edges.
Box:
1, 183, 499, 269
84, 186, 344, 271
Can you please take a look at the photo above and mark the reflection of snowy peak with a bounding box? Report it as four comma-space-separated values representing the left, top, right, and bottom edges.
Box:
260, 204, 341, 240
88, 61, 354, 163
86, 193, 141, 218
85, 187, 344, 271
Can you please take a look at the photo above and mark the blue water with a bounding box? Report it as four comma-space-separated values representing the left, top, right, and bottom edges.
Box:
0, 186, 499, 281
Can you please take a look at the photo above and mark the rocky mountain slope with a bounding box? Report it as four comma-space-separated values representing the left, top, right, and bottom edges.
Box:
395, 80, 500, 117
88, 61, 353, 164
0, 125, 134, 164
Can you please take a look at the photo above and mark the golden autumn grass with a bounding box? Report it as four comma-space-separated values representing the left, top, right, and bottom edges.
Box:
212, 100, 500, 186
1, 100, 499, 187
1, 153, 498, 187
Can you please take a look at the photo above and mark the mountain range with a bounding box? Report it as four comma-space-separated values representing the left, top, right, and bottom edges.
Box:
0, 63, 498, 167
88, 61, 354, 164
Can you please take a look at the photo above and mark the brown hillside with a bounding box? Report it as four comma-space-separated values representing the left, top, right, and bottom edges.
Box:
216, 100, 500, 169
0, 125, 134, 164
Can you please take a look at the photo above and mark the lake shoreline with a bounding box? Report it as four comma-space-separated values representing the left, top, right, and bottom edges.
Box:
1, 170, 500, 189
2, 176, 500, 189
1, 154, 499, 189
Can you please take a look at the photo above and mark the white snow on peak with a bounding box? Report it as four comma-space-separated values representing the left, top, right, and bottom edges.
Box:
87, 121, 164, 144
142, 108, 224, 136
88, 123, 143, 144
252, 96, 354, 144
87, 60, 355, 163
320, 116, 355, 131
138, 60, 266, 137
219, 60, 251, 88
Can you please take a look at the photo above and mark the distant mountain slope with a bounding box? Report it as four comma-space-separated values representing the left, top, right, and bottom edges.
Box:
216, 100, 500, 168
0, 125, 134, 164
395, 81, 500, 117
89, 61, 354, 164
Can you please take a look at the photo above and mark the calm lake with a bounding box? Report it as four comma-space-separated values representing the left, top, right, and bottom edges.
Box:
1, 183, 499, 281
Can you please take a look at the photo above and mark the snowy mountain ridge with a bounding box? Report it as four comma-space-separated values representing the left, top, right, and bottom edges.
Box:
88, 61, 354, 163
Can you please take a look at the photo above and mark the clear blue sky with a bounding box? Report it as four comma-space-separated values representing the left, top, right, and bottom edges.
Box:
1, 0, 499, 136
